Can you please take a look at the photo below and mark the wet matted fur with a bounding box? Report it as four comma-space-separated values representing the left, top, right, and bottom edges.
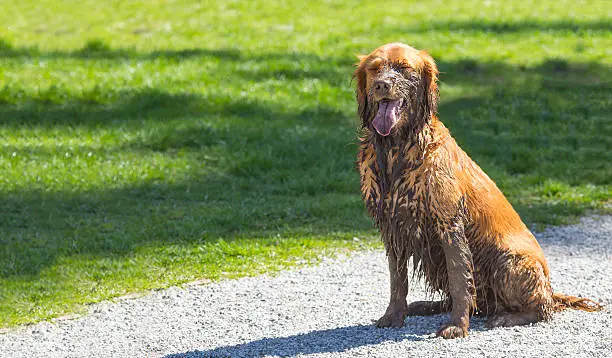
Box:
354, 43, 603, 339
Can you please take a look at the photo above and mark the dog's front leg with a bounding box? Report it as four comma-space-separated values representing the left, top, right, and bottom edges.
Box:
436, 219, 475, 339
375, 247, 408, 328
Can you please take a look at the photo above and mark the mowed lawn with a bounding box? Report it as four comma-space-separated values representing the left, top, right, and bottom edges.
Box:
1, 0, 610, 327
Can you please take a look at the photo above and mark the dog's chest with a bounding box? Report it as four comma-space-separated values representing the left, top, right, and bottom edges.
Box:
360, 140, 450, 286
388, 151, 429, 224
359, 142, 430, 226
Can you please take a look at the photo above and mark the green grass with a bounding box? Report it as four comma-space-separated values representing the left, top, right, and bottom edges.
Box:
0, 0, 610, 327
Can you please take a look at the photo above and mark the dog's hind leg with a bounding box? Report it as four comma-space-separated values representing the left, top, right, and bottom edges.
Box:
406, 299, 451, 316
486, 255, 553, 328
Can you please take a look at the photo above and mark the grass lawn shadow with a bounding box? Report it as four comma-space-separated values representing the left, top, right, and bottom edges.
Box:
403, 19, 612, 34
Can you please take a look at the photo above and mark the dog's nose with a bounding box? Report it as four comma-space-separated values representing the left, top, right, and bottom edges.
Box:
373, 80, 392, 95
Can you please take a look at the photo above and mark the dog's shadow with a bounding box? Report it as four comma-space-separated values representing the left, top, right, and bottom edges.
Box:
164, 315, 488, 357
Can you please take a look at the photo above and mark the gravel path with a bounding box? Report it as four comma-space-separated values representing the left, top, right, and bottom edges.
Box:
2, 216, 611, 358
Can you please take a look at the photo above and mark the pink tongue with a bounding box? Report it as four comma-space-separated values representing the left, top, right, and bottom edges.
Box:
372, 99, 402, 136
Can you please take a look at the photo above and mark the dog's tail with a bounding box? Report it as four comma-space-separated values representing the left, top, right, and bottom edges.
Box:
552, 292, 604, 312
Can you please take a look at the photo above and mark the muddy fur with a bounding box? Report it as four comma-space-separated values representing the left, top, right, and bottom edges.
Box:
354, 43, 603, 338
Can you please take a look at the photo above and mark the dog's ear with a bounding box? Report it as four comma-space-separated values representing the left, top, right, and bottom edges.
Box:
418, 51, 439, 117
353, 55, 370, 128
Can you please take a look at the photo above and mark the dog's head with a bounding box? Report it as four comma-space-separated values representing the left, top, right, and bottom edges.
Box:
354, 42, 439, 137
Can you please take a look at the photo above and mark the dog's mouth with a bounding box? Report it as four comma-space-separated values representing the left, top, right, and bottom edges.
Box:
373, 98, 404, 136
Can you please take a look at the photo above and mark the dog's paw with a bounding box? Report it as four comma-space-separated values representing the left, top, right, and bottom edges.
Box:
406, 300, 447, 316
374, 311, 407, 328
485, 312, 539, 328
486, 315, 512, 328
436, 324, 468, 339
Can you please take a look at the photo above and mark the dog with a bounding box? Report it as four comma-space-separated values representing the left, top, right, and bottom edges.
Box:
354, 42, 603, 339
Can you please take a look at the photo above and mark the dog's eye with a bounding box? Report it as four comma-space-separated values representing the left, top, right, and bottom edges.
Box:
394, 61, 411, 71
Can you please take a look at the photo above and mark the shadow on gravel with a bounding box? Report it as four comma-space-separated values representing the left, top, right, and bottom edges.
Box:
164, 317, 487, 357
164, 324, 427, 357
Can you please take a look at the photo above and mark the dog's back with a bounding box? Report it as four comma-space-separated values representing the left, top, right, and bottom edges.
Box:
429, 119, 551, 314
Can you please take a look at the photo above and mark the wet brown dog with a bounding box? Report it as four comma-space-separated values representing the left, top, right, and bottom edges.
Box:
354, 42, 602, 339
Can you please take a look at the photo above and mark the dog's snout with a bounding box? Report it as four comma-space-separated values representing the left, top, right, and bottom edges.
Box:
373, 80, 392, 94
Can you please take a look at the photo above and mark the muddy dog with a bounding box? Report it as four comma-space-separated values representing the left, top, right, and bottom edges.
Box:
354, 42, 603, 339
